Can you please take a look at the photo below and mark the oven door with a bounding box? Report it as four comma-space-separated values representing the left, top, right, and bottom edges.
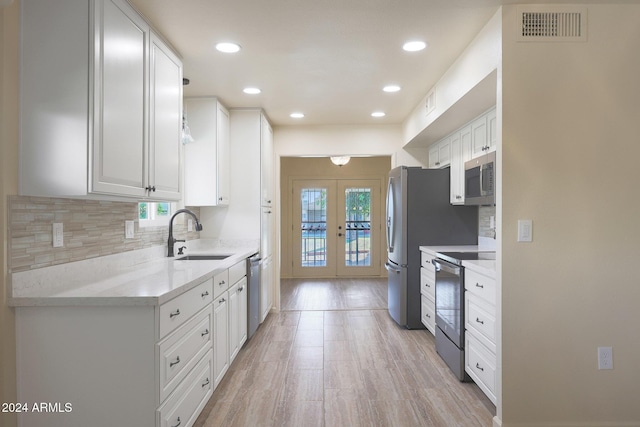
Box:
433, 258, 463, 348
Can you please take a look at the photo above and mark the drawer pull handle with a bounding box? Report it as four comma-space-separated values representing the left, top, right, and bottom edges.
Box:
202, 377, 210, 388
219, 280, 226, 286
476, 317, 484, 325
170, 356, 181, 367
170, 309, 181, 318
476, 362, 484, 372
171, 417, 181, 427
201, 291, 209, 298
201, 329, 210, 337
239, 286, 244, 291
425, 313, 431, 318
219, 298, 226, 304
475, 283, 484, 289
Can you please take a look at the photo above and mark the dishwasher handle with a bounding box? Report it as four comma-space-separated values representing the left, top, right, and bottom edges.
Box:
432, 258, 460, 275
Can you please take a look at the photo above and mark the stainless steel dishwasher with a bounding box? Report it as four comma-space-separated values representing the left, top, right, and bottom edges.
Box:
247, 254, 262, 339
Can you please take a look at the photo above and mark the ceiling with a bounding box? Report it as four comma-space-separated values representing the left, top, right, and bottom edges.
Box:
127, 0, 625, 127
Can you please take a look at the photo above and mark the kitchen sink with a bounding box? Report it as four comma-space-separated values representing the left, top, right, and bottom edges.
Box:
175, 254, 231, 261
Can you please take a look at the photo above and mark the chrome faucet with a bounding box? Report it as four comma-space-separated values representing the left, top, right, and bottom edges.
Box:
167, 209, 203, 257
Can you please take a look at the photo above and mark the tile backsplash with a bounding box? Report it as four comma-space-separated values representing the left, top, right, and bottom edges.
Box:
479, 206, 497, 239
8, 196, 200, 273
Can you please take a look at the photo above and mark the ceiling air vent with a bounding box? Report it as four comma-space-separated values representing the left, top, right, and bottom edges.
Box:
517, 6, 587, 42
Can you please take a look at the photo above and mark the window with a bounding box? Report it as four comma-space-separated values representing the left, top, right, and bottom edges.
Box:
138, 202, 173, 227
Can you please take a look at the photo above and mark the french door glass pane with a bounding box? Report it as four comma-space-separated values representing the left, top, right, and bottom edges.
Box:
300, 188, 327, 267
344, 188, 371, 267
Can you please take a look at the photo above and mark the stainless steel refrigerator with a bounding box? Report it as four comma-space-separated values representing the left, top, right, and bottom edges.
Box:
385, 166, 478, 329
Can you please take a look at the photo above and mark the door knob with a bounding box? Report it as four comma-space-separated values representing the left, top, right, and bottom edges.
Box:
338, 233, 343, 237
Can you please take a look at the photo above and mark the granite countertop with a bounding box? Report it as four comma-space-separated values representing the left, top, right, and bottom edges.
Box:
9, 240, 259, 307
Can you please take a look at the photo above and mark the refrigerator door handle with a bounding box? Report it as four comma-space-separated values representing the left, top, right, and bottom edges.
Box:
386, 177, 394, 253
384, 262, 402, 274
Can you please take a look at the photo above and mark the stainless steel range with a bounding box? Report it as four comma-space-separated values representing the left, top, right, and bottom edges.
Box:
433, 251, 495, 380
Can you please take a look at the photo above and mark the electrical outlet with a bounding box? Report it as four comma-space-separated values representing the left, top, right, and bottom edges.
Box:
125, 221, 135, 239
598, 346, 613, 370
53, 223, 64, 247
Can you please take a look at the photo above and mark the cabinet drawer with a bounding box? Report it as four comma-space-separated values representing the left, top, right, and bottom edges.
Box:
157, 349, 213, 427
421, 252, 436, 271
465, 269, 496, 305
465, 294, 496, 353
160, 279, 213, 338
213, 270, 230, 299
158, 307, 212, 403
420, 267, 435, 299
420, 294, 435, 335
228, 259, 247, 285
465, 334, 496, 404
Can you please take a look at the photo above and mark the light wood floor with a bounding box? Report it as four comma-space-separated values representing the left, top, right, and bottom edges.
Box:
194, 278, 495, 427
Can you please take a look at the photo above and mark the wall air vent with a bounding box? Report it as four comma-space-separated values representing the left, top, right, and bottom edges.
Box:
425, 89, 436, 116
517, 6, 587, 42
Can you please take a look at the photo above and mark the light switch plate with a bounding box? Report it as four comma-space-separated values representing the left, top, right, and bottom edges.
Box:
125, 221, 135, 239
53, 222, 64, 247
517, 219, 532, 242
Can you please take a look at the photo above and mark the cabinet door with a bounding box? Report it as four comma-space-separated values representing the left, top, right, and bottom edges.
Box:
450, 126, 472, 204
228, 283, 240, 364
148, 32, 182, 201
184, 98, 229, 206
428, 145, 440, 169
261, 206, 273, 259
216, 103, 230, 205
213, 292, 229, 388
238, 277, 248, 348
260, 115, 274, 207
438, 138, 451, 167
487, 108, 497, 152
92, 0, 148, 198
471, 115, 488, 158
260, 256, 273, 323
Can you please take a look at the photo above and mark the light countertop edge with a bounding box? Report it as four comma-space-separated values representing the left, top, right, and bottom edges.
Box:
9, 246, 259, 307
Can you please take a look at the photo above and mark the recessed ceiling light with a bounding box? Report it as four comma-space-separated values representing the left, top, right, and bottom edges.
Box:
402, 40, 427, 52
215, 42, 241, 53
290, 112, 305, 119
243, 87, 261, 94
371, 112, 386, 118
383, 85, 401, 93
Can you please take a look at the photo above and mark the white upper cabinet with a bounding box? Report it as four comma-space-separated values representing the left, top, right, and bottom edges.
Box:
428, 137, 451, 169
260, 115, 274, 207
450, 125, 472, 205
183, 98, 230, 206
148, 32, 183, 201
19, 0, 182, 201
471, 108, 497, 158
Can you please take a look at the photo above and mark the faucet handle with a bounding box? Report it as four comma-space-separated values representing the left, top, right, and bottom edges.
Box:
177, 246, 187, 255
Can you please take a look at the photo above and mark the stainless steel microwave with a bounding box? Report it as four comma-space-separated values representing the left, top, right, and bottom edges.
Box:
464, 151, 495, 205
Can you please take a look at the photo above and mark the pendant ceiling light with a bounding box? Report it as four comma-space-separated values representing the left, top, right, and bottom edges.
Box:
330, 156, 350, 166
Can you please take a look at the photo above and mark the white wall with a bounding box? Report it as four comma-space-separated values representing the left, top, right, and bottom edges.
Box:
501, 4, 640, 425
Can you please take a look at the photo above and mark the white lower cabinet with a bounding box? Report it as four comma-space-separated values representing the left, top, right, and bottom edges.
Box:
213, 290, 229, 388
15, 260, 251, 427
420, 250, 437, 335
464, 267, 497, 405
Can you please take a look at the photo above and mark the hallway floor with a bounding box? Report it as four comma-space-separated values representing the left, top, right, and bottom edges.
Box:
193, 279, 495, 426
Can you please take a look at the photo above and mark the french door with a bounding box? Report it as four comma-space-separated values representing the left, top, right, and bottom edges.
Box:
292, 179, 381, 277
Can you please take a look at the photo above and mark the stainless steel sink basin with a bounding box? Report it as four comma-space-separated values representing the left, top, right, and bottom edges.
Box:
175, 255, 231, 261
